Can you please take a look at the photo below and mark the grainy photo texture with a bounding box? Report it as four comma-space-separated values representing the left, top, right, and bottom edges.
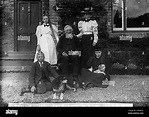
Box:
0, 1, 149, 113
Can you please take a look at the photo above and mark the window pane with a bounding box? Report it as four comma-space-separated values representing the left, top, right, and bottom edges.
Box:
113, 0, 123, 30
126, 0, 149, 29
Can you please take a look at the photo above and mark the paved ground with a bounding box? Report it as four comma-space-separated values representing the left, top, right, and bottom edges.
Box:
0, 73, 149, 106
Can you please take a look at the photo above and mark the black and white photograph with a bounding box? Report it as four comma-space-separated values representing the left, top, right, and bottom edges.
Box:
0, 0, 149, 115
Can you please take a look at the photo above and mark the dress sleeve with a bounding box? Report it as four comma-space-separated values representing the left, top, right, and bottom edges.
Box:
92, 20, 98, 44
35, 25, 41, 45
56, 35, 64, 54
77, 21, 83, 37
52, 24, 59, 43
78, 21, 83, 32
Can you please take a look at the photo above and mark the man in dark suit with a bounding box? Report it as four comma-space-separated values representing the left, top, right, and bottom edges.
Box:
57, 25, 81, 81
21, 51, 61, 95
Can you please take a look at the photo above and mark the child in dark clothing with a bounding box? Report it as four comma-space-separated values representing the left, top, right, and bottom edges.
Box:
20, 51, 62, 95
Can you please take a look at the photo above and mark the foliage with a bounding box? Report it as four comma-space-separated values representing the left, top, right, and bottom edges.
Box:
1, 3, 13, 28
55, 0, 111, 38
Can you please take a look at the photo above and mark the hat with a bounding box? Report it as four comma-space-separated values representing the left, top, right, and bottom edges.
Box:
81, 7, 93, 14
64, 25, 73, 32
95, 47, 103, 52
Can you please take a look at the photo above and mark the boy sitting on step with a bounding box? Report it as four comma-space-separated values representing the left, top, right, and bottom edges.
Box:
20, 51, 62, 95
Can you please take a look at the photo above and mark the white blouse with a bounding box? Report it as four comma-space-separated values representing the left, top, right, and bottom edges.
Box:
77, 20, 98, 43
35, 24, 59, 45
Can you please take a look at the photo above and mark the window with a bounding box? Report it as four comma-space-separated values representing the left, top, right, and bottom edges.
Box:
112, 0, 149, 31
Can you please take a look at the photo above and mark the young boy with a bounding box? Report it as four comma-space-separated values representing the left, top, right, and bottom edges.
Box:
20, 51, 62, 95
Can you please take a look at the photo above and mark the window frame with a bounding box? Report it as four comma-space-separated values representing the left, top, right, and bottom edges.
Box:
112, 0, 149, 32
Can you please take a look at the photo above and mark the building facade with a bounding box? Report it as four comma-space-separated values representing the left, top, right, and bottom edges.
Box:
1, 0, 149, 53
0, 0, 59, 52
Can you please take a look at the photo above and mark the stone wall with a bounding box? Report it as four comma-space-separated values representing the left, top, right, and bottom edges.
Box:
49, 0, 60, 27
3, 0, 145, 53
0, 0, 60, 53
0, 0, 14, 52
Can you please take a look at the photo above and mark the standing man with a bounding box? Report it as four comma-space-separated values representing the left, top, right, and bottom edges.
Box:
77, 7, 98, 69
57, 25, 81, 81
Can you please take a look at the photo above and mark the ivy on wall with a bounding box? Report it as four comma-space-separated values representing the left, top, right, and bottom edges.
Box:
0, 2, 13, 30
54, 0, 111, 38
0, 4, 2, 36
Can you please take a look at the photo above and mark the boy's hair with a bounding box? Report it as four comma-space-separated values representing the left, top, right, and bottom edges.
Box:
36, 51, 45, 59
64, 25, 73, 32
95, 50, 102, 54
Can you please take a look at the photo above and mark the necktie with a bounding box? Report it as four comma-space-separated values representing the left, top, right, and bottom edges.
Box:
39, 62, 43, 67
44, 24, 49, 27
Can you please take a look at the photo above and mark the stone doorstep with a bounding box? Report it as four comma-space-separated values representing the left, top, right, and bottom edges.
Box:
0, 55, 34, 60
0, 66, 31, 72
0, 51, 35, 60
0, 65, 58, 73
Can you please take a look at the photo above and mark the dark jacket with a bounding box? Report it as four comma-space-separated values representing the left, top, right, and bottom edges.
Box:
29, 61, 60, 87
57, 34, 81, 55
87, 54, 105, 71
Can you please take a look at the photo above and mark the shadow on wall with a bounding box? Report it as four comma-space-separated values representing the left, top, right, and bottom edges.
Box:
0, 9, 8, 107
0, 83, 8, 107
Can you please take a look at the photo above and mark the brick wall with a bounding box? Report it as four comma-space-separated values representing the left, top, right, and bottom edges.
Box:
0, 0, 112, 53
0, 0, 60, 53
49, 0, 60, 27
4, 0, 147, 53
1, 0, 14, 52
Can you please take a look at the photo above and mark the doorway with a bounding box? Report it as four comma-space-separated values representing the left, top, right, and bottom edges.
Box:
15, 0, 42, 51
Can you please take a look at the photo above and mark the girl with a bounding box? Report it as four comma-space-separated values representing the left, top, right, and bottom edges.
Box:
34, 14, 59, 65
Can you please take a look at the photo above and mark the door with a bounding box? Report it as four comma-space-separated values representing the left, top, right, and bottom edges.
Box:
16, 1, 41, 51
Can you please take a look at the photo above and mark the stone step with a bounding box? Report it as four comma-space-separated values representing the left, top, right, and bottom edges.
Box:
1, 59, 33, 66
0, 51, 35, 60
0, 65, 59, 73
0, 51, 34, 72
0, 66, 31, 73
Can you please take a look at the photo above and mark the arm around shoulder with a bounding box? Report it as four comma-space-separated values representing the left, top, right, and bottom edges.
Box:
36, 25, 42, 45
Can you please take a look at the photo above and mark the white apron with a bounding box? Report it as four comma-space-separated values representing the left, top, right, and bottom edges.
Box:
34, 24, 59, 65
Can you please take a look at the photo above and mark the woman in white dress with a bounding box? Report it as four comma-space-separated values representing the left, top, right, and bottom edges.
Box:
34, 15, 59, 65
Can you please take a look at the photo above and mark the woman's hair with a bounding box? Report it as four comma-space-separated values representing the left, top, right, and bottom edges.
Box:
39, 11, 51, 25
42, 11, 49, 18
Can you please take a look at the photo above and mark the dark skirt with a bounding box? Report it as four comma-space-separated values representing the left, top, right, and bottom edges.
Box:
81, 34, 95, 68
79, 68, 108, 88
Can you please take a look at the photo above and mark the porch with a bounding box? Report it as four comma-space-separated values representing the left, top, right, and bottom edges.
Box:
0, 49, 149, 75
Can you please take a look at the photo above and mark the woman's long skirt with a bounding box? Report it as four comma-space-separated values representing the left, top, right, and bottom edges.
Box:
80, 34, 95, 68
34, 34, 57, 65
